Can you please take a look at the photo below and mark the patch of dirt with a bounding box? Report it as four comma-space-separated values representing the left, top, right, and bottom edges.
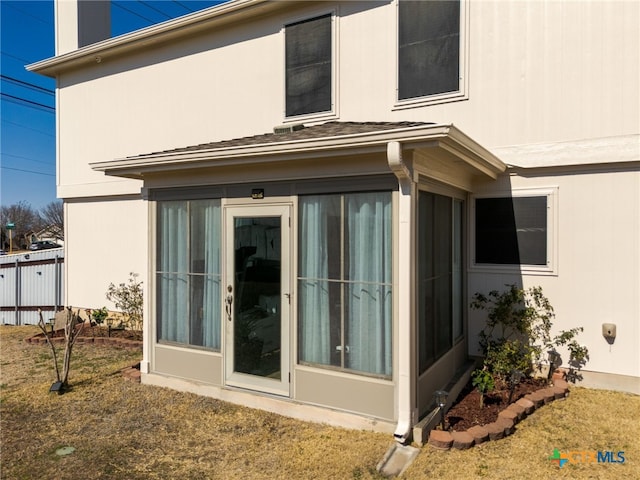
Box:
446, 377, 548, 431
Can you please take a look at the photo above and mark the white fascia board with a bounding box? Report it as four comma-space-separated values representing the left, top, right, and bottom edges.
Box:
27, 0, 271, 77
493, 134, 640, 169
90, 124, 507, 179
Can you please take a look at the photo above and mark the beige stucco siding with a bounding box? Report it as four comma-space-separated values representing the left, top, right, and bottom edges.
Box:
64, 197, 147, 310
468, 167, 640, 382
54, 0, 639, 199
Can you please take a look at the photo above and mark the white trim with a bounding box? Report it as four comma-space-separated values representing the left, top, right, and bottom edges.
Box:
492, 135, 640, 169
223, 203, 292, 397
469, 187, 559, 276
28, 0, 275, 77
393, 0, 469, 110
90, 124, 506, 181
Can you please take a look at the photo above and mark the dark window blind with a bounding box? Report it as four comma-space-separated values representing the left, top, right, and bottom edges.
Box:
399, 0, 460, 100
286, 14, 332, 117
475, 196, 547, 266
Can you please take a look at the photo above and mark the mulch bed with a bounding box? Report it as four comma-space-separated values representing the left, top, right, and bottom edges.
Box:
446, 377, 548, 431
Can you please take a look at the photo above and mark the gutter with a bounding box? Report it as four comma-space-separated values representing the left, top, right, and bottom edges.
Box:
387, 141, 416, 443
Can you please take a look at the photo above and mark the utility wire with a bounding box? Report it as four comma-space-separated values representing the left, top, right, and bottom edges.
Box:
1, 119, 54, 137
139, 1, 173, 20
0, 166, 55, 177
112, 1, 155, 25
1, 75, 54, 96
1, 50, 33, 64
2, 152, 53, 166
4, 3, 52, 25
173, 1, 196, 13
1, 93, 55, 113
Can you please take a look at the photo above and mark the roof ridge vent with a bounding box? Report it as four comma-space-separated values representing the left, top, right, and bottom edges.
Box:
273, 123, 305, 135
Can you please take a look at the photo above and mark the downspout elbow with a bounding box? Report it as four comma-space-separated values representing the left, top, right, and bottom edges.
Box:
387, 141, 412, 185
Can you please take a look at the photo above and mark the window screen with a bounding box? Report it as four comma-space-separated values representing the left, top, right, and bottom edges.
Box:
418, 192, 463, 373
475, 196, 547, 266
286, 14, 332, 117
398, 0, 460, 100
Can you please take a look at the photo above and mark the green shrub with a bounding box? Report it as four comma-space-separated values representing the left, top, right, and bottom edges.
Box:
472, 285, 588, 383
90, 307, 109, 325
106, 273, 143, 331
471, 369, 495, 408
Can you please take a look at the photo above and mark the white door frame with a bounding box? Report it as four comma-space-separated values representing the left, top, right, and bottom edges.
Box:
223, 203, 291, 396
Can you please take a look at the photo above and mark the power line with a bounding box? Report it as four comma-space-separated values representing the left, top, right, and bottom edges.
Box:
139, 1, 173, 20
1, 93, 55, 113
112, 1, 155, 25
0, 166, 55, 177
1, 75, 54, 96
173, 1, 196, 13
4, 3, 52, 26
1, 50, 33, 64
2, 152, 53, 166
1, 119, 54, 137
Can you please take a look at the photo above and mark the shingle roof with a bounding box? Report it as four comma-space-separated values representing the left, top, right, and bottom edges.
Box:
130, 121, 433, 158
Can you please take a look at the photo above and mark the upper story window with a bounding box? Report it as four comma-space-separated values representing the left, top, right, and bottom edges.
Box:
398, 0, 463, 104
285, 14, 332, 118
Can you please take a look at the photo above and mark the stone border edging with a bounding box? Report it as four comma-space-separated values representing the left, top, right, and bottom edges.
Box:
25, 333, 142, 349
428, 377, 570, 451
121, 363, 142, 383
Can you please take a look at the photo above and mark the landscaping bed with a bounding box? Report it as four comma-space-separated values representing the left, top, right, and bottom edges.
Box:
446, 376, 548, 431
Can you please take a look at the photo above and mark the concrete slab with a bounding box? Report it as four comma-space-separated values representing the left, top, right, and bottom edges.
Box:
377, 443, 420, 477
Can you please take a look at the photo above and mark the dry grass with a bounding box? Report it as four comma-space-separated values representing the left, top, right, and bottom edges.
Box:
2, 325, 639, 480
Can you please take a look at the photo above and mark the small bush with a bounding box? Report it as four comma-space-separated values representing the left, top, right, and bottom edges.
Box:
471, 369, 495, 408
90, 307, 109, 325
106, 273, 143, 331
472, 285, 588, 383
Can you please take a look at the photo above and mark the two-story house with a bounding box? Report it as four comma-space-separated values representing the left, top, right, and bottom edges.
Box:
29, 0, 639, 441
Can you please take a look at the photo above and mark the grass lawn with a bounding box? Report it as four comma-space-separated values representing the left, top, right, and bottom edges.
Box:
1, 325, 639, 479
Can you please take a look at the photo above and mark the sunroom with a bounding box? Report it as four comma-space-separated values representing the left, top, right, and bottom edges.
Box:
91, 121, 506, 439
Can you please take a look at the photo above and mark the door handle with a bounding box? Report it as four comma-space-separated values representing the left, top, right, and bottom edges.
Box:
225, 285, 233, 321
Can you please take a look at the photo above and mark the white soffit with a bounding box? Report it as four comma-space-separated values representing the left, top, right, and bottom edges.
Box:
493, 134, 640, 169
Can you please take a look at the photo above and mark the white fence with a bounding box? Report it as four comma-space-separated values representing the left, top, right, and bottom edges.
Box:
0, 248, 64, 325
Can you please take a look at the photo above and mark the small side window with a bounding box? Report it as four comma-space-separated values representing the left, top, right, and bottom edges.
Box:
474, 195, 549, 267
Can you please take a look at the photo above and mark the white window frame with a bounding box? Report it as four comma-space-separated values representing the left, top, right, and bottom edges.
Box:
393, 0, 469, 110
282, 9, 339, 123
470, 187, 559, 276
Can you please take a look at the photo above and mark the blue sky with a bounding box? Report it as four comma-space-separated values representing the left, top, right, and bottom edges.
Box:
1, 0, 222, 211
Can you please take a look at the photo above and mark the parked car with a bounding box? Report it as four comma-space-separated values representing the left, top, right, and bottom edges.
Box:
29, 241, 61, 251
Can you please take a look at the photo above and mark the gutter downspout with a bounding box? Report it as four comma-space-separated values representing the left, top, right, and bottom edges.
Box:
388, 141, 416, 443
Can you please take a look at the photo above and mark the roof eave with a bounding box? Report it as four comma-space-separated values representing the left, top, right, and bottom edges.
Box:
27, 0, 273, 78
90, 124, 507, 180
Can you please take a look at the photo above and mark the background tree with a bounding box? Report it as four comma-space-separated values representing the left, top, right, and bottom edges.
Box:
39, 200, 64, 240
0, 201, 43, 250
